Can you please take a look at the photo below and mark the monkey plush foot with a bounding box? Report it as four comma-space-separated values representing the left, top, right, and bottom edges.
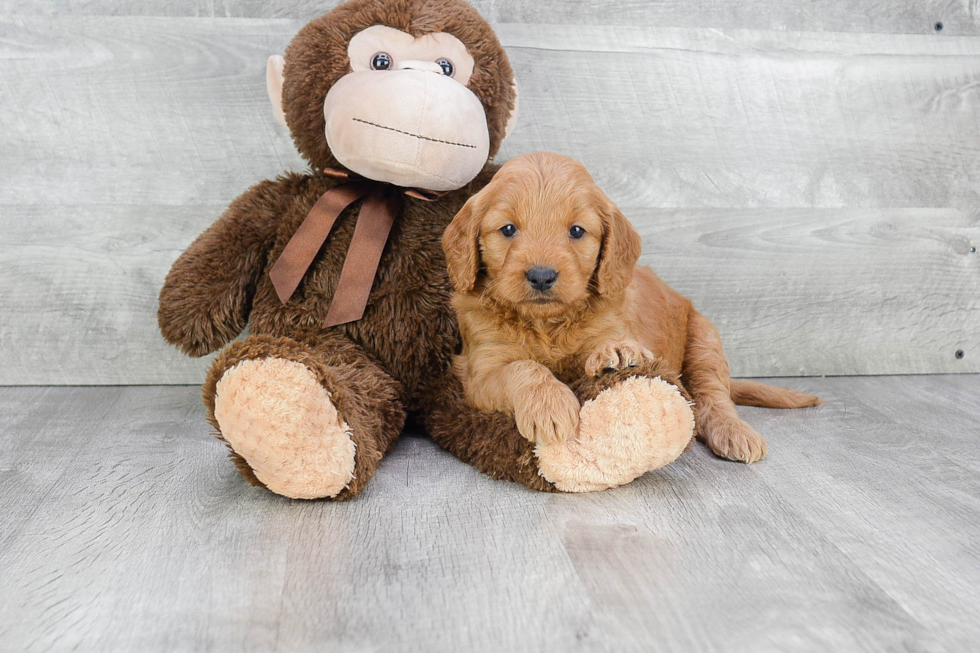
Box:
535, 376, 695, 492
213, 357, 356, 500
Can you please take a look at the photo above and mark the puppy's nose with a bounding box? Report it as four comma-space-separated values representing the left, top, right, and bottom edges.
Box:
526, 266, 558, 292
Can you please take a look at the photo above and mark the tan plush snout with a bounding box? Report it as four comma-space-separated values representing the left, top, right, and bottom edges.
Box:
323, 70, 491, 191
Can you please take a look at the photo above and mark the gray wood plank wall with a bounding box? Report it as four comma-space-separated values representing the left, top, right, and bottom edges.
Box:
1, 4, 978, 384
4, 1, 979, 35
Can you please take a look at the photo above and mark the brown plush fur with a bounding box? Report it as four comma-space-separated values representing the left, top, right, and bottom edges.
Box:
444, 153, 821, 463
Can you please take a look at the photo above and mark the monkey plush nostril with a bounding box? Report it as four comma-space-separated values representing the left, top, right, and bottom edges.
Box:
526, 267, 558, 292
396, 59, 446, 75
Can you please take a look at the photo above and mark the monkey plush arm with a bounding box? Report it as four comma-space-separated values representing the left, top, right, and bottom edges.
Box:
158, 177, 290, 357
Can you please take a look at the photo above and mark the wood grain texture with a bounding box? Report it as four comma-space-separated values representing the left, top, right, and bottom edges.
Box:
0, 205, 222, 385
1, 377, 979, 651
3, 0, 978, 36
640, 208, 980, 376
2, 15, 979, 383
0, 17, 306, 207
5, 18, 980, 209
2, 205, 975, 384
499, 25, 980, 212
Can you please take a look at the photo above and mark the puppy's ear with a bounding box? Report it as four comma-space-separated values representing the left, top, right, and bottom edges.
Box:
442, 194, 483, 294
595, 195, 642, 297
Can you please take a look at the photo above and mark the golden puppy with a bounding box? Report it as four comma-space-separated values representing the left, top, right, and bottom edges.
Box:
442, 152, 819, 463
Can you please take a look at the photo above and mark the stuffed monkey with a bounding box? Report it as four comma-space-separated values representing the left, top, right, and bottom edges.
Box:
159, 0, 696, 499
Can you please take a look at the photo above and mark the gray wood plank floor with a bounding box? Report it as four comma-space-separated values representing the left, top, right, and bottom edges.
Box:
1, 375, 978, 652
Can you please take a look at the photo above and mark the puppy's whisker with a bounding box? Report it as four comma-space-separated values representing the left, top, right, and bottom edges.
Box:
476, 282, 495, 309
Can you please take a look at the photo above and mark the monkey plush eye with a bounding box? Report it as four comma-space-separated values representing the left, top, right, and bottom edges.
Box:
569, 225, 586, 239
371, 52, 392, 70
436, 58, 455, 76
500, 223, 517, 238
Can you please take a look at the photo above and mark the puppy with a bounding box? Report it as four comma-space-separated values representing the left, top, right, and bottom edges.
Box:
442, 152, 819, 463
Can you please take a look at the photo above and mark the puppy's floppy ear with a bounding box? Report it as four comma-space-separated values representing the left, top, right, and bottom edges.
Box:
595, 195, 642, 297
442, 193, 484, 294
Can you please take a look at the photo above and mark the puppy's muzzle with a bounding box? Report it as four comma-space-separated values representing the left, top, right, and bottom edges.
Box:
526, 266, 558, 292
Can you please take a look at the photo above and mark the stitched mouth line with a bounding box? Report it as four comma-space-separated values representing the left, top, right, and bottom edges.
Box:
352, 118, 477, 149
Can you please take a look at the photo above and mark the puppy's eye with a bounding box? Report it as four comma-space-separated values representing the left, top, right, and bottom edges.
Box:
569, 225, 586, 239
371, 52, 392, 70
436, 58, 455, 76
499, 224, 517, 238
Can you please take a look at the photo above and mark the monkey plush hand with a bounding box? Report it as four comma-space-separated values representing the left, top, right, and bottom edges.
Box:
159, 0, 697, 499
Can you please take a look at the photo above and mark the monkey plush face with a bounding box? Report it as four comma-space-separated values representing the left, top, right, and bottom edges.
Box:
323, 25, 490, 190
267, 0, 519, 192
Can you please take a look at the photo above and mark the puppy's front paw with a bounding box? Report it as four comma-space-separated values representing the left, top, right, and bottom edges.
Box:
585, 341, 654, 377
705, 420, 767, 464
514, 381, 580, 446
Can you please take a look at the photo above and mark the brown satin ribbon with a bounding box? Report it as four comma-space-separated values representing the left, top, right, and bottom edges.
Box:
268, 168, 446, 327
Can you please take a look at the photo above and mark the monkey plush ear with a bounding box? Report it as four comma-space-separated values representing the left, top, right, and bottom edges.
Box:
442, 194, 484, 294
266, 55, 287, 128
503, 80, 520, 141
595, 196, 642, 297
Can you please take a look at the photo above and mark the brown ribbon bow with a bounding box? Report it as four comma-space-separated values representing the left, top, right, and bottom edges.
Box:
268, 168, 446, 327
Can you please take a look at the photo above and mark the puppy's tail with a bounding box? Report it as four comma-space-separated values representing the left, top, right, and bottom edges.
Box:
730, 379, 821, 409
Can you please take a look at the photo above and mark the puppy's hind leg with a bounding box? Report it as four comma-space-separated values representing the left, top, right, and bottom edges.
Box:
681, 310, 766, 463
